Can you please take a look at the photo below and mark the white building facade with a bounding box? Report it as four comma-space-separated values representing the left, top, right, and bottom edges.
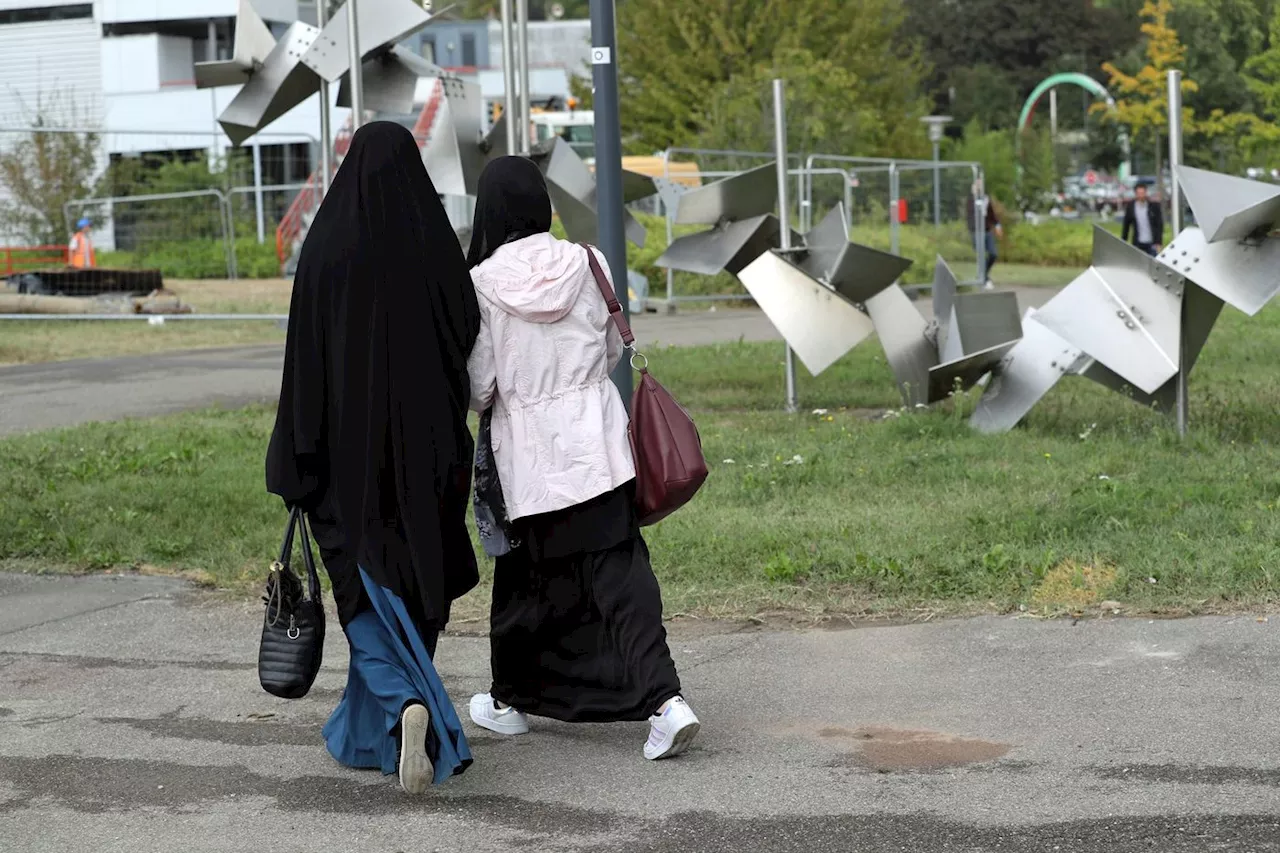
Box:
0, 2, 592, 244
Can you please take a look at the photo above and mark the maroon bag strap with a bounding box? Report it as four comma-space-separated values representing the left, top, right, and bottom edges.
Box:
580, 243, 636, 348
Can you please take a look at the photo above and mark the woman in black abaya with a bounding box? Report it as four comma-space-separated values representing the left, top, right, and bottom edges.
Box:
466, 157, 700, 760
265, 122, 480, 794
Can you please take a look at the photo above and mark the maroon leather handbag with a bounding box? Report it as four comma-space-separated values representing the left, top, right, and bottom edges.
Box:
582, 246, 708, 526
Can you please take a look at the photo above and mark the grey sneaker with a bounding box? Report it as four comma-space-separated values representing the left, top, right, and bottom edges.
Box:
398, 703, 432, 795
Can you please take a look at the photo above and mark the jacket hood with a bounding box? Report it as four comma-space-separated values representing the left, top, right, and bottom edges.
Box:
472, 233, 591, 324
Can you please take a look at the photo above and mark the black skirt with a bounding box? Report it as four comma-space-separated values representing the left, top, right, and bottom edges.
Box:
488, 484, 682, 722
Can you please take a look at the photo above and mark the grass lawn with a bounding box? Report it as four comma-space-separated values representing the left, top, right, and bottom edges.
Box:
3, 298, 1280, 625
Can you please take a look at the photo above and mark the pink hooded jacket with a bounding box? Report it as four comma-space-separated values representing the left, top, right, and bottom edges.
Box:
468, 233, 635, 520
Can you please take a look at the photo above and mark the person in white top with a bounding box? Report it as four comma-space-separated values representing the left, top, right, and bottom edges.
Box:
464, 156, 699, 760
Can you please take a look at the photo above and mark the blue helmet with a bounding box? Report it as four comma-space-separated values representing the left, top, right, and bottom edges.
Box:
77, 217, 91, 229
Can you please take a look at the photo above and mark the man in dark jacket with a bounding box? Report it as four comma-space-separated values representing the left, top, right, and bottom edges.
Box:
1122, 183, 1164, 257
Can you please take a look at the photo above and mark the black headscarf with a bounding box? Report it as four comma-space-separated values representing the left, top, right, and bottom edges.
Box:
466, 155, 553, 268
266, 121, 481, 632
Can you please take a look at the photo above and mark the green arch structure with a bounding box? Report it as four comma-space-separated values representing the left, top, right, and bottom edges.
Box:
1018, 72, 1131, 181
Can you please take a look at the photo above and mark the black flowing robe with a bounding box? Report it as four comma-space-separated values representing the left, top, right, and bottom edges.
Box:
266, 121, 481, 633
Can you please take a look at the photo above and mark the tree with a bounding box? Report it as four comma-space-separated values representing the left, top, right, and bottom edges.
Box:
614, 0, 929, 156
1097, 0, 1197, 180
1245, 0, 1280, 118
0, 92, 102, 246
945, 121, 1017, 210
907, 0, 1140, 128
695, 50, 884, 158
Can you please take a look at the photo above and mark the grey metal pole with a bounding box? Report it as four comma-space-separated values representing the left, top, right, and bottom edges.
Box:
932, 140, 941, 228
589, 0, 632, 402
206, 20, 221, 164
500, 0, 518, 154
1050, 88, 1058, 140
516, 0, 531, 154
974, 168, 988, 286
889, 162, 900, 258
318, 0, 332, 194
1169, 69, 1188, 436
774, 79, 798, 414
663, 149, 675, 310
252, 141, 266, 243
345, 0, 364, 129
1168, 72, 1183, 235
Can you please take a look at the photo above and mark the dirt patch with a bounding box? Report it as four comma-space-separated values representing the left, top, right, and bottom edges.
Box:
819, 724, 1011, 771
1031, 561, 1118, 611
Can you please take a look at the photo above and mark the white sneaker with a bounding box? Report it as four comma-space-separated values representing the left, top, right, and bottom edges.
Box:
983, 278, 996, 291
469, 693, 530, 735
644, 697, 700, 760
398, 703, 432, 795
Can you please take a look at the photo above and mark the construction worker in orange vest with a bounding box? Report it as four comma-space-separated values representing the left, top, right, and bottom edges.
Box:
68, 217, 96, 269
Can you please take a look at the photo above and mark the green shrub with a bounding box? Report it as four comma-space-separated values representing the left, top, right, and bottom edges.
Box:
97, 237, 280, 280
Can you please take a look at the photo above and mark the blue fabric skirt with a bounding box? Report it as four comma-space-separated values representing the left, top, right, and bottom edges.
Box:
322, 567, 472, 785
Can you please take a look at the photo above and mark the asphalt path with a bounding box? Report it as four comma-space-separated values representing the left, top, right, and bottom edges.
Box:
2, 573, 1278, 851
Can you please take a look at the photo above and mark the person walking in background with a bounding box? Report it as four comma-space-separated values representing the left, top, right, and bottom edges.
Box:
465, 156, 700, 761
966, 181, 1002, 290
68, 218, 95, 269
1122, 182, 1164, 257
265, 122, 479, 795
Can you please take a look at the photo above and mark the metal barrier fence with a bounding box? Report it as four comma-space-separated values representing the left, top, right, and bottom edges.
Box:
57, 183, 310, 282
655, 147, 986, 307
64, 190, 237, 280
228, 184, 307, 244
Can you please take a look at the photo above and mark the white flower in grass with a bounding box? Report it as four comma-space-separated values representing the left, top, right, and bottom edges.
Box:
783, 455, 804, 466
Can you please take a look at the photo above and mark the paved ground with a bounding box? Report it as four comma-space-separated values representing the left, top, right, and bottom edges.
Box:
2, 572, 1279, 851
0, 288, 1056, 438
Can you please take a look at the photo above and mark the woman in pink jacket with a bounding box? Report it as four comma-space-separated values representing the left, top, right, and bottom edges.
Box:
465, 156, 699, 760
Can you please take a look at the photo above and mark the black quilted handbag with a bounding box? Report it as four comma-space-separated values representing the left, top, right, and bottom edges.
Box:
258, 506, 325, 699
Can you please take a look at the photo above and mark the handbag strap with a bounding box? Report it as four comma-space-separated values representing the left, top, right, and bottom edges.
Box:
277, 505, 302, 566
296, 510, 323, 604
277, 505, 323, 604
580, 243, 636, 348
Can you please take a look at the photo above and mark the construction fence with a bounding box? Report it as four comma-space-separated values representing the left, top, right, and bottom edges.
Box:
648, 147, 985, 309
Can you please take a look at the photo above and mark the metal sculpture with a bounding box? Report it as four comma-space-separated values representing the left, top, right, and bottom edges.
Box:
970, 164, 1279, 434
193, 0, 278, 89
422, 97, 656, 247
653, 168, 1021, 405
655, 164, 787, 276
866, 256, 1023, 406
657, 178, 918, 379
198, 0, 439, 146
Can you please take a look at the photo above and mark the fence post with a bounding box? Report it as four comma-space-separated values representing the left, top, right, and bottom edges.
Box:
973, 165, 987, 287
220, 193, 239, 280
842, 169, 853, 233
888, 162, 900, 259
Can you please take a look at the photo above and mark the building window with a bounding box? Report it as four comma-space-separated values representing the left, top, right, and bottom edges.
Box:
421, 36, 435, 64
0, 4, 92, 24
461, 33, 476, 68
